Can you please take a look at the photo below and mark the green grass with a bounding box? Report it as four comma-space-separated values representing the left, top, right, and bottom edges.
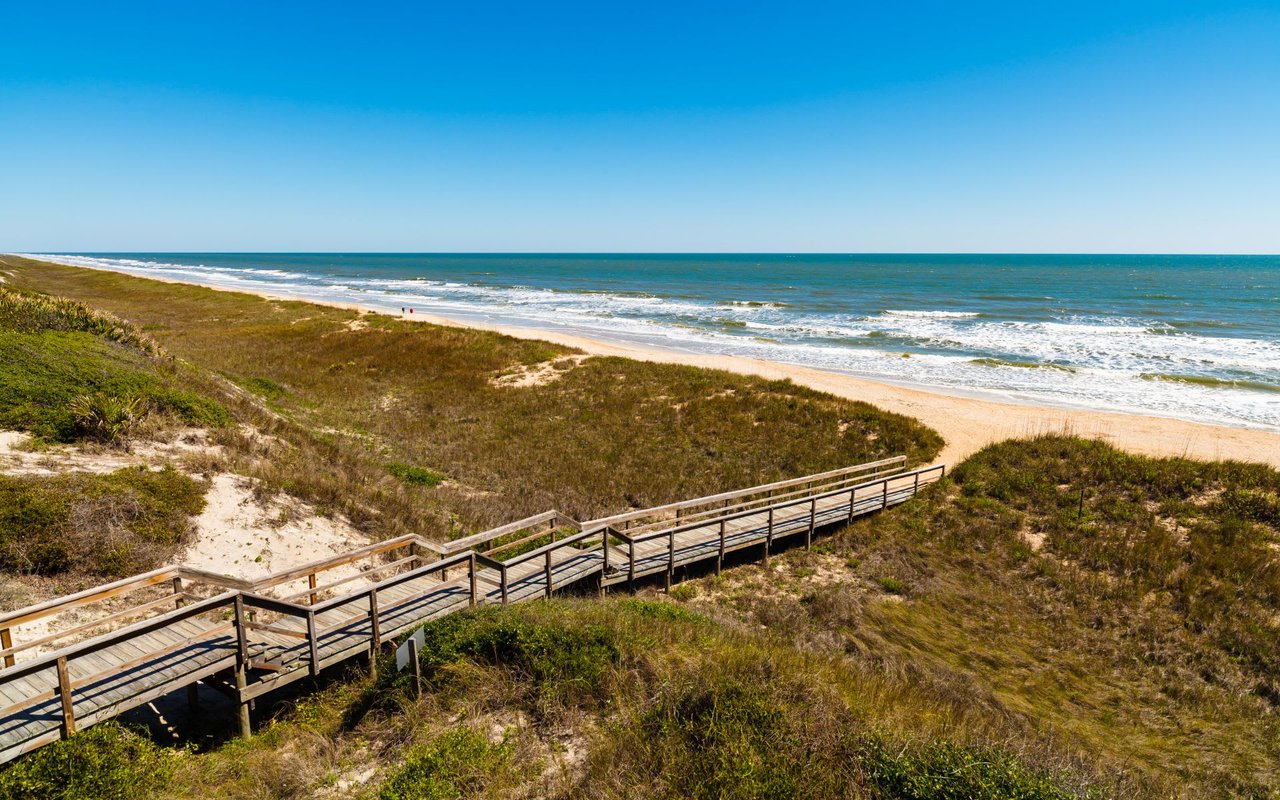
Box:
378, 726, 521, 800
0, 466, 206, 575
0, 285, 228, 442
698, 435, 1280, 797
386, 462, 446, 487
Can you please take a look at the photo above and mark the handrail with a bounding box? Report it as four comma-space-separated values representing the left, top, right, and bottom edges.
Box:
247, 534, 425, 591
584, 456, 906, 529
0, 567, 179, 629
440, 510, 580, 555
498, 529, 596, 567
611, 464, 943, 545
0, 591, 238, 686
603, 464, 910, 537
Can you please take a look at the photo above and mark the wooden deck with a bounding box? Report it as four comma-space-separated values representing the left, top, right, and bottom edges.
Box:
0, 458, 943, 764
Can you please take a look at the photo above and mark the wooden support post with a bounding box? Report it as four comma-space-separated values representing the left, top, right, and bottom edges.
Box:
764, 507, 773, 566
369, 587, 381, 679
308, 573, 318, 605
807, 497, 816, 550
0, 627, 13, 669
882, 479, 889, 510
500, 565, 509, 606
628, 540, 636, 588
544, 550, 554, 598
233, 594, 252, 738
848, 488, 856, 523
171, 576, 185, 609
306, 611, 320, 678
913, 471, 920, 495
469, 554, 478, 608
56, 655, 75, 738
665, 531, 675, 591
717, 519, 726, 575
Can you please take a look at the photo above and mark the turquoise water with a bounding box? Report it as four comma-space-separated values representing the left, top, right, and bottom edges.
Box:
25, 253, 1280, 430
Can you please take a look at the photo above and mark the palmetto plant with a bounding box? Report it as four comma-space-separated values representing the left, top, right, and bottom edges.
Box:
68, 394, 147, 443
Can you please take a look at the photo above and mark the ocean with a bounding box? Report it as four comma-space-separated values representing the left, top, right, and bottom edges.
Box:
23, 253, 1280, 431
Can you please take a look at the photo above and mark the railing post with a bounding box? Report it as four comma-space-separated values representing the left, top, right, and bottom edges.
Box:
171, 576, 185, 609
307, 610, 320, 678
848, 487, 856, 523
469, 554, 478, 608
544, 550, 554, 598
665, 531, 675, 591
628, 540, 636, 587
369, 587, 381, 678
56, 655, 75, 738
233, 594, 252, 738
308, 573, 318, 605
882, 479, 889, 510
717, 519, 726, 575
501, 564, 509, 606
807, 497, 816, 550
0, 627, 13, 669
914, 471, 920, 494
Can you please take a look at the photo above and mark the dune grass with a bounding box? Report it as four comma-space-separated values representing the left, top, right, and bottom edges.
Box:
0, 286, 228, 443
0, 466, 207, 576
692, 435, 1280, 797
0, 256, 942, 544
3, 599, 1106, 799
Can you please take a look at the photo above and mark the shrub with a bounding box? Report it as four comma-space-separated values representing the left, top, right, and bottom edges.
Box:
0, 467, 206, 576
378, 726, 516, 800
861, 738, 1088, 800
386, 462, 446, 487
69, 393, 146, 443
0, 723, 174, 800
397, 609, 621, 709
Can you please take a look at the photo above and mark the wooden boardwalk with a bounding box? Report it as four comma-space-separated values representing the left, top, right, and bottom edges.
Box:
0, 457, 943, 764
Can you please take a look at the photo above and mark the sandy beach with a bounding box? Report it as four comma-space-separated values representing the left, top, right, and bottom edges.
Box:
46, 259, 1277, 471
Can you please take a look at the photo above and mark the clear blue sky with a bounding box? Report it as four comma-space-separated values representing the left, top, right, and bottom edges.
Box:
2, 1, 1278, 253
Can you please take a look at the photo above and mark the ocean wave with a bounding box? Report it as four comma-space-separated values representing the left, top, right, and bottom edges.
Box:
883, 309, 981, 318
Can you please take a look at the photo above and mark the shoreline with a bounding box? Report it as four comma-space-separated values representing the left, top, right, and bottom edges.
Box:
15, 256, 1280, 469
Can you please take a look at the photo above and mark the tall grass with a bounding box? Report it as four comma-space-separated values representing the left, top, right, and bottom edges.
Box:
696, 435, 1280, 797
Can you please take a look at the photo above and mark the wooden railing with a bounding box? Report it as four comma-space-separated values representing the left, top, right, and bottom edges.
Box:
0, 455, 944, 761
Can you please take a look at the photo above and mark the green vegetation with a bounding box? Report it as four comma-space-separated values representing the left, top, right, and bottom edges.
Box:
699, 435, 1280, 797
385, 461, 446, 487
0, 285, 228, 442
377, 726, 520, 800
0, 466, 206, 575
0, 723, 175, 800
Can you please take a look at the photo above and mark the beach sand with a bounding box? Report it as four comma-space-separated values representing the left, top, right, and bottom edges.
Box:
22, 258, 1280, 470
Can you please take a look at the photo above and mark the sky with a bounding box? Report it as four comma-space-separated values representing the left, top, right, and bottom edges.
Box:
1, 1, 1278, 253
